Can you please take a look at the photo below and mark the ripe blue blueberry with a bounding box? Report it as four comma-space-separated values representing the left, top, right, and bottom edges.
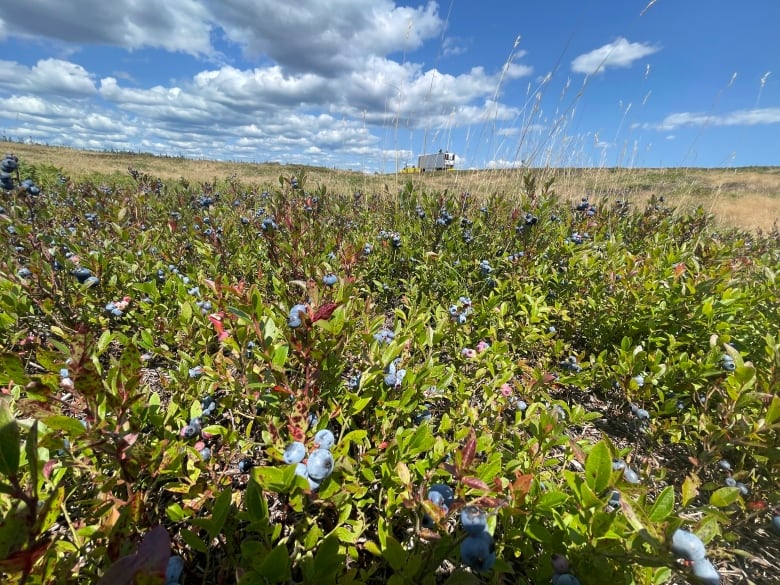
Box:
283, 442, 306, 465
631, 405, 650, 420
428, 484, 454, 507
72, 267, 92, 283
632, 374, 645, 387
199, 447, 211, 461
720, 354, 735, 372
612, 459, 626, 471
17, 267, 32, 278
460, 531, 496, 573
166, 555, 184, 584
552, 573, 582, 585
373, 328, 395, 344
181, 425, 199, 440
670, 528, 707, 561
306, 448, 335, 480
717, 459, 731, 471
771, 515, 780, 534
323, 273, 338, 287
313, 429, 335, 450
608, 490, 621, 508
691, 558, 721, 585
238, 458, 253, 473
724, 477, 736, 487
623, 466, 640, 484
294, 462, 308, 479
460, 506, 488, 536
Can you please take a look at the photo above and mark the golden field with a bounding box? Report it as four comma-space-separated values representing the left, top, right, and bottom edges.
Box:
3, 140, 779, 232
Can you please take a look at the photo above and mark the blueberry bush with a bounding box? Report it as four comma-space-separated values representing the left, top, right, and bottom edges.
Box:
0, 152, 778, 584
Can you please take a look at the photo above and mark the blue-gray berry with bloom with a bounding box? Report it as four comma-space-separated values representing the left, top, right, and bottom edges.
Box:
460, 530, 495, 573
670, 528, 706, 561
283, 442, 306, 465
306, 448, 335, 480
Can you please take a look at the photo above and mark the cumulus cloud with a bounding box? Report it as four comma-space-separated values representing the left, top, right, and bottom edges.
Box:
0, 58, 96, 96
0, 1, 537, 168
571, 37, 660, 75
213, 0, 443, 74
0, 0, 213, 56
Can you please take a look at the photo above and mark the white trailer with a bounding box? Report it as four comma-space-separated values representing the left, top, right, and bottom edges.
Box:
418, 151, 455, 172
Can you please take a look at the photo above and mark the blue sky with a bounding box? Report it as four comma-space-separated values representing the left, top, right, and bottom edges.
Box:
0, 1, 777, 171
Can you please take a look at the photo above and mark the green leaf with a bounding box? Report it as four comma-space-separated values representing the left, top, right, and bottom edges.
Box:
0, 399, 20, 477
209, 488, 232, 539
0, 353, 28, 386
227, 306, 252, 321
42, 415, 89, 436
681, 475, 700, 508
710, 486, 741, 508
585, 440, 611, 494
256, 543, 292, 583
245, 479, 268, 522
382, 535, 406, 572
180, 528, 207, 554
271, 344, 289, 370
648, 486, 675, 522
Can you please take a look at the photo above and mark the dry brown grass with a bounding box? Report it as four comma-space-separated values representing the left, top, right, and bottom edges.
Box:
4, 140, 778, 232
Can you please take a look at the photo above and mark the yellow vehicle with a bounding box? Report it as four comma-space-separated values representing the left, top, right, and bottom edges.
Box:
400, 165, 419, 174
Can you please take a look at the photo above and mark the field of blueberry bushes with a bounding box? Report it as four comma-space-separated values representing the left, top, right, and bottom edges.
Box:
0, 152, 778, 585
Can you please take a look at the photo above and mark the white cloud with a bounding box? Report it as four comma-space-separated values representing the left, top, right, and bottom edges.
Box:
571, 37, 660, 75
0, 0, 213, 56
650, 107, 780, 130
0, 58, 96, 96
0, 1, 537, 169
213, 0, 442, 74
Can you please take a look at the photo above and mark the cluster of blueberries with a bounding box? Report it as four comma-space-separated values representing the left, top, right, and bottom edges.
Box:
448, 296, 473, 325
1, 154, 19, 190
670, 528, 721, 584
435, 207, 454, 226
718, 459, 750, 495
612, 458, 641, 484
575, 197, 597, 217
720, 353, 736, 371
377, 229, 402, 248
515, 212, 539, 234
261, 217, 278, 231
283, 429, 336, 491
287, 304, 307, 328
180, 395, 219, 461
384, 358, 406, 388
71, 266, 100, 287
558, 355, 583, 374
459, 505, 496, 572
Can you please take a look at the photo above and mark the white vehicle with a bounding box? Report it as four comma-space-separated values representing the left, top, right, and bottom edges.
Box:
418, 150, 455, 172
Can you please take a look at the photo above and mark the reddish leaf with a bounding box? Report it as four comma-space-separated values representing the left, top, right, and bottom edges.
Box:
0, 538, 50, 573
470, 496, 508, 509
312, 302, 339, 323
460, 429, 476, 471
43, 459, 57, 480
461, 476, 490, 491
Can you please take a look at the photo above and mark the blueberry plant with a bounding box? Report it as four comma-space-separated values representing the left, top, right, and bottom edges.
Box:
0, 152, 778, 584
